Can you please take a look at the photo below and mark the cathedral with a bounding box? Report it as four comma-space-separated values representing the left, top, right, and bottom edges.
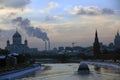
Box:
5, 31, 38, 54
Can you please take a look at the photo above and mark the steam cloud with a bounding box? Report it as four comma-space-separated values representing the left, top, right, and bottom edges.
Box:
12, 17, 49, 41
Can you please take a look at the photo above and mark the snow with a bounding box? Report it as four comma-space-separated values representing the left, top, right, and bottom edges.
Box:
8, 53, 19, 56
0, 65, 41, 80
81, 61, 120, 70
0, 56, 6, 59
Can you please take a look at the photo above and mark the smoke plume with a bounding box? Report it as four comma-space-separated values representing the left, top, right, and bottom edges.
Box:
12, 17, 49, 41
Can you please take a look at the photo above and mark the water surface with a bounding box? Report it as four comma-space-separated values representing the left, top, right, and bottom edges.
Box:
19, 63, 120, 80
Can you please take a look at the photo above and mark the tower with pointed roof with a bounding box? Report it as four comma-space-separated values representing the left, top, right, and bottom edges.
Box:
93, 30, 100, 57
114, 31, 120, 49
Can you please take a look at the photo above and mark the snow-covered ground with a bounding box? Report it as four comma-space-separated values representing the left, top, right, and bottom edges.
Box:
0, 64, 41, 80
81, 61, 120, 70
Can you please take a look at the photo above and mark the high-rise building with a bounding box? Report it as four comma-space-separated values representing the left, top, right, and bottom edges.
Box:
114, 31, 120, 49
93, 30, 100, 57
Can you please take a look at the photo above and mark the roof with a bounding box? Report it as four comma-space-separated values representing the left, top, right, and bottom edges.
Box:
13, 31, 21, 38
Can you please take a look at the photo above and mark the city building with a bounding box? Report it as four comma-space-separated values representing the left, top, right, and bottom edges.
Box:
114, 31, 120, 49
5, 31, 38, 54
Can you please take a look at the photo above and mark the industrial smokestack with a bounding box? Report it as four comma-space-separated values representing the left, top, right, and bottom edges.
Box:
12, 17, 49, 41
12, 17, 50, 51
48, 40, 50, 50
45, 41, 47, 51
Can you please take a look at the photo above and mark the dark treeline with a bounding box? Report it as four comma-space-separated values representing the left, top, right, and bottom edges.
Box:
29, 49, 120, 63
96, 49, 120, 62
29, 52, 94, 63
0, 49, 9, 55
0, 48, 35, 73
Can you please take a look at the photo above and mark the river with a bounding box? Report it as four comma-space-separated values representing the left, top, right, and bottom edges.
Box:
18, 63, 120, 80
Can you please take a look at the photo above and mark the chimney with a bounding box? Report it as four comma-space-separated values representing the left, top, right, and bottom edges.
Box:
45, 41, 47, 51
48, 40, 50, 50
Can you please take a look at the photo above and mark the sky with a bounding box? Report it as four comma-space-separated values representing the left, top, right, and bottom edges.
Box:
0, 0, 120, 50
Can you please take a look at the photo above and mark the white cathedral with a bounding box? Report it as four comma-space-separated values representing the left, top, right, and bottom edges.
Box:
5, 31, 38, 53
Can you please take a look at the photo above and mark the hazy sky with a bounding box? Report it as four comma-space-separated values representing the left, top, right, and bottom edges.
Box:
0, 0, 120, 50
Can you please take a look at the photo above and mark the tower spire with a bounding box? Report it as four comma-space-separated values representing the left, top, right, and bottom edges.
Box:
95, 29, 99, 43
117, 30, 119, 36
93, 29, 100, 58
114, 30, 120, 49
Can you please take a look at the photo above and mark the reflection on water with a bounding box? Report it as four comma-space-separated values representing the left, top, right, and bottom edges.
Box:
19, 63, 120, 80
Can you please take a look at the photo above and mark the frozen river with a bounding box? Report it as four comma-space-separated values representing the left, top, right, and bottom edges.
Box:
19, 63, 120, 80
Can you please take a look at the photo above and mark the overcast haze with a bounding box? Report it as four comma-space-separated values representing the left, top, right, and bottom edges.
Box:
0, 0, 120, 50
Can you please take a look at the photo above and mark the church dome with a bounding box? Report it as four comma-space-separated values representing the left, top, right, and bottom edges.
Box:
13, 31, 21, 38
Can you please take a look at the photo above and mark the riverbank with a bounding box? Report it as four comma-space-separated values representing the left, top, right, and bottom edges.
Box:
0, 64, 41, 80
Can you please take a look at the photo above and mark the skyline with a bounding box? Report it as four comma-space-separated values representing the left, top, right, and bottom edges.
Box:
0, 0, 120, 50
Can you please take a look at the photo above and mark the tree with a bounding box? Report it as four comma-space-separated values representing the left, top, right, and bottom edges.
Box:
0, 49, 9, 55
